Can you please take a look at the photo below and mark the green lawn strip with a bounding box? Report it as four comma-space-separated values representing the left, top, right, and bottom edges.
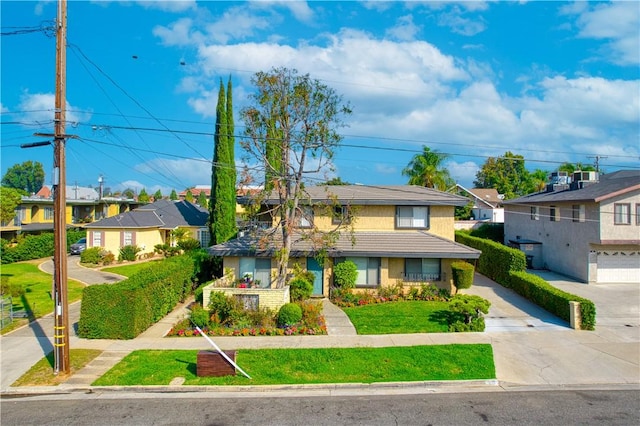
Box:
100, 260, 160, 278
13, 349, 102, 386
343, 300, 454, 334
93, 345, 495, 386
1, 262, 85, 333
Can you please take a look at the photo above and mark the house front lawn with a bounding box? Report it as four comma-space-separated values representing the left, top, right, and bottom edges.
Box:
343, 300, 454, 334
100, 260, 161, 278
1, 261, 85, 334
93, 344, 495, 386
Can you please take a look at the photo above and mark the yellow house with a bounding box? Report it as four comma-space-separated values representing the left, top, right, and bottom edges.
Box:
1, 185, 136, 239
207, 185, 480, 297
84, 199, 210, 257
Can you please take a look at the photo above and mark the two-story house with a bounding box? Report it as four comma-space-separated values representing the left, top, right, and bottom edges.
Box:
1, 185, 136, 240
503, 170, 640, 283
207, 185, 481, 297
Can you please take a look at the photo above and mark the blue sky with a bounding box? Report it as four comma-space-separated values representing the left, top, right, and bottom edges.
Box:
2, 1, 638, 196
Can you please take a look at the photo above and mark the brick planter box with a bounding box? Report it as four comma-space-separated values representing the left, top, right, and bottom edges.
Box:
197, 350, 237, 377
202, 284, 290, 311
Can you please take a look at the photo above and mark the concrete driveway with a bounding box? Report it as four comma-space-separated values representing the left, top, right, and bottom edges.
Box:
39, 256, 126, 285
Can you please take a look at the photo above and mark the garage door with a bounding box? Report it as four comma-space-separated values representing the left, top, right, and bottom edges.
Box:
597, 251, 640, 283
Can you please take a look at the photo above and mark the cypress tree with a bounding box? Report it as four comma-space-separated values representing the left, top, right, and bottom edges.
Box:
209, 78, 237, 245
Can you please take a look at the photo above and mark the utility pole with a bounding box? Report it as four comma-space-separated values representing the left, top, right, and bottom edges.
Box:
53, 0, 70, 375
588, 155, 607, 174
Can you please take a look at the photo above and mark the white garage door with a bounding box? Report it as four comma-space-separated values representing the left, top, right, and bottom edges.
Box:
597, 252, 640, 283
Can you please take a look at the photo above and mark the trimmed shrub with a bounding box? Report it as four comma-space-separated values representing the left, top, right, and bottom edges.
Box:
0, 276, 24, 298
0, 230, 85, 264
506, 271, 596, 330
78, 255, 196, 339
333, 260, 358, 289
277, 303, 303, 327
189, 303, 210, 329
289, 277, 313, 302
451, 261, 475, 293
448, 294, 490, 332
80, 247, 103, 264
118, 244, 141, 261
455, 231, 525, 283
469, 223, 504, 243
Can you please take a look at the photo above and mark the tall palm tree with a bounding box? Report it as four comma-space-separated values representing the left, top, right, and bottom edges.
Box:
402, 146, 454, 191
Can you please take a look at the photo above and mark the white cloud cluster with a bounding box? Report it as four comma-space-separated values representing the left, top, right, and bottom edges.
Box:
15, 92, 91, 127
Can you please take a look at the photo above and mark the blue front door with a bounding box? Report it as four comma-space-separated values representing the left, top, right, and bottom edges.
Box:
307, 258, 324, 296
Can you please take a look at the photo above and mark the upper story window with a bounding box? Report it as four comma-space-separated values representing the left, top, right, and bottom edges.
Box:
614, 203, 631, 225
332, 205, 352, 225
296, 206, 313, 228
572, 204, 585, 223
531, 206, 539, 221
636, 204, 640, 226
396, 206, 429, 229
549, 205, 558, 222
197, 228, 210, 247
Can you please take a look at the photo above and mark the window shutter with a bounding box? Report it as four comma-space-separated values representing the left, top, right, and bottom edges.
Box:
120, 231, 124, 247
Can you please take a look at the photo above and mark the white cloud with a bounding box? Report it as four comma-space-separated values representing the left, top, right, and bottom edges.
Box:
153, 18, 203, 47
134, 158, 211, 185
137, 1, 196, 13
375, 163, 397, 175
564, 1, 640, 66
437, 8, 487, 36
445, 160, 479, 188
385, 14, 421, 41
16, 92, 91, 127
250, 0, 314, 22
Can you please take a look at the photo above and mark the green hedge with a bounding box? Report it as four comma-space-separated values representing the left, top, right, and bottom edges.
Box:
455, 231, 596, 331
1, 230, 85, 264
506, 271, 595, 330
455, 231, 525, 282
451, 261, 474, 292
78, 255, 197, 339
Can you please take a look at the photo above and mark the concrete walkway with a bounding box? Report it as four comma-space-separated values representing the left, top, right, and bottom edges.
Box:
1, 265, 638, 393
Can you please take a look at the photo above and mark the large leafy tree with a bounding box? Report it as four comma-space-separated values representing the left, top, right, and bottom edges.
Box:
241, 67, 352, 287
558, 162, 596, 174
209, 77, 237, 245
474, 151, 530, 199
0, 187, 22, 224
2, 161, 45, 194
402, 146, 454, 191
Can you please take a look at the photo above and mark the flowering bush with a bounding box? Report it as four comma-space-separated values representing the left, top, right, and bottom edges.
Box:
331, 283, 450, 307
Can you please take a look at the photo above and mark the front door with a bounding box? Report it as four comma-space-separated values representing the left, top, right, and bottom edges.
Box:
307, 258, 324, 296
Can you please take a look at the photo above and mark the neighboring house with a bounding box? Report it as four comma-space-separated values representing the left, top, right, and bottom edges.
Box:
83, 199, 210, 257
0, 185, 136, 239
503, 170, 640, 284
207, 185, 481, 297
455, 184, 504, 223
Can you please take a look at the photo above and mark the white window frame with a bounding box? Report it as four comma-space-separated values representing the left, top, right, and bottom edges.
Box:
43, 207, 54, 221
572, 204, 585, 223
396, 206, 429, 229
197, 228, 210, 247
297, 206, 313, 228
531, 206, 539, 221
614, 203, 631, 225
92, 231, 102, 247
123, 231, 133, 246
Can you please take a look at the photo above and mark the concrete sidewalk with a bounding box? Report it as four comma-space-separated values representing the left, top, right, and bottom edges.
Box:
2, 269, 638, 394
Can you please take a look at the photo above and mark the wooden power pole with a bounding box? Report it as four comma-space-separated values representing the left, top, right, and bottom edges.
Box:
53, 0, 70, 375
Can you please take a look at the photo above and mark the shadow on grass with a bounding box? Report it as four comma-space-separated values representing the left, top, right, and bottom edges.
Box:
428, 310, 464, 328
175, 358, 197, 376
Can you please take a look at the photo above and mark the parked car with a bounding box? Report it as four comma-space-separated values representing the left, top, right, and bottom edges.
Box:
69, 238, 86, 255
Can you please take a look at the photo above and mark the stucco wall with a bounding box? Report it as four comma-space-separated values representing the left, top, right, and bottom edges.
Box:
599, 192, 640, 241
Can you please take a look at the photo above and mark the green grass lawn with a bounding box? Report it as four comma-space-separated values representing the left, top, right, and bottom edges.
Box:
93, 345, 495, 386
12, 349, 102, 386
343, 300, 455, 334
1, 261, 85, 334
100, 260, 161, 278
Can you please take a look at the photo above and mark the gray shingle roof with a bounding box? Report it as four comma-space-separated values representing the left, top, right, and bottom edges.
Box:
504, 170, 640, 204
253, 185, 470, 207
207, 230, 480, 259
85, 200, 208, 229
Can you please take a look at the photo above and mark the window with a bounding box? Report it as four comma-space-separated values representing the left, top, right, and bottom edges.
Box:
122, 231, 134, 246
296, 206, 313, 228
336, 257, 380, 287
239, 257, 271, 288
614, 203, 631, 225
396, 206, 429, 229
332, 205, 352, 225
91, 231, 103, 247
531, 206, 539, 220
636, 204, 640, 226
197, 228, 210, 247
405, 258, 441, 282
44, 207, 54, 221
572, 204, 585, 223
549, 206, 558, 222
